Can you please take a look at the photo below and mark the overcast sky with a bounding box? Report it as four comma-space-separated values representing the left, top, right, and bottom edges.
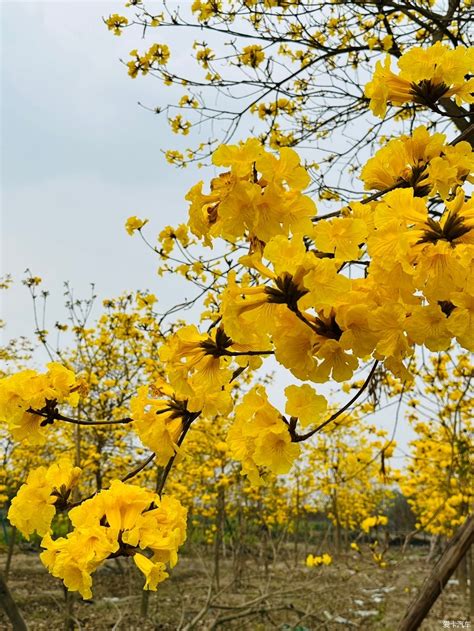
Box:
1, 1, 415, 457
1, 1, 201, 345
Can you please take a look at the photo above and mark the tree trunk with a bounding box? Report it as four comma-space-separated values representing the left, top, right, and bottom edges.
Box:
63, 586, 75, 631
140, 590, 150, 619
213, 485, 225, 589
0, 572, 28, 631
398, 514, 474, 631
4, 527, 17, 581
457, 552, 468, 596
469, 544, 474, 620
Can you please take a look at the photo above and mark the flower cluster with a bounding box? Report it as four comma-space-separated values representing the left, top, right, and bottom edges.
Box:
361, 126, 474, 199
157, 324, 262, 417
200, 153, 474, 382
104, 14, 128, 36
125, 216, 148, 235
239, 45, 265, 68
186, 138, 315, 245
8, 459, 82, 539
0, 363, 84, 444
360, 514, 388, 533
227, 386, 300, 485
41, 480, 187, 599
365, 42, 474, 117
127, 43, 171, 78
130, 378, 188, 465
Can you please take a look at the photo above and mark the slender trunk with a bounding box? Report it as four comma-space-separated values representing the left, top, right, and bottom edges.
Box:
456, 552, 467, 596
233, 498, 244, 586
63, 586, 74, 631
213, 485, 225, 589
4, 527, 17, 581
332, 493, 341, 555
398, 514, 474, 631
469, 545, 474, 620
293, 480, 300, 565
140, 591, 150, 619
427, 534, 440, 563
0, 573, 28, 630
261, 522, 269, 581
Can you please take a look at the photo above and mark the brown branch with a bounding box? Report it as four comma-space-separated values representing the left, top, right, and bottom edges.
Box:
0, 572, 28, 631
223, 350, 274, 357
121, 453, 155, 483
156, 413, 199, 496
292, 361, 379, 442
398, 513, 474, 631
451, 122, 474, 148
29, 407, 134, 426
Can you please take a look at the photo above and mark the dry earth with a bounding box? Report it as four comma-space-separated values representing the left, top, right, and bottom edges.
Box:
0, 547, 470, 630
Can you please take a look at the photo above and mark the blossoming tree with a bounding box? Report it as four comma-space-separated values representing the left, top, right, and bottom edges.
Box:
1, 2, 473, 628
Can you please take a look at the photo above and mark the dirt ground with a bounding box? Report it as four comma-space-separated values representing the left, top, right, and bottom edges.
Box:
0, 545, 470, 630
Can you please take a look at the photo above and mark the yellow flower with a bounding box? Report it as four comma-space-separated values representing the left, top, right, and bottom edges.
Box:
8, 468, 56, 539
227, 386, 300, 481
130, 383, 184, 464
187, 139, 315, 243
313, 216, 368, 261
447, 291, 474, 351
192, 0, 222, 22
256, 147, 310, 191
8, 460, 82, 539
302, 259, 351, 316
361, 515, 388, 533
169, 115, 191, 135
314, 339, 359, 383
146, 43, 170, 65
337, 303, 378, 359
365, 43, 474, 118
370, 303, 409, 360
405, 304, 451, 351
305, 553, 315, 567
360, 126, 464, 198
321, 553, 332, 565
306, 553, 332, 567
0, 364, 83, 444
43, 482, 187, 599
133, 554, 169, 590
125, 216, 148, 235
285, 384, 327, 428
253, 427, 301, 474
272, 311, 320, 381
239, 45, 265, 68
196, 47, 216, 69
105, 14, 128, 36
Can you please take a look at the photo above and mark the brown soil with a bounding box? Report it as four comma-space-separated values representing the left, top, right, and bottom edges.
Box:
0, 547, 469, 630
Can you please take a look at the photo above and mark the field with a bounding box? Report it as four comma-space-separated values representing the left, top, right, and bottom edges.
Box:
0, 544, 469, 630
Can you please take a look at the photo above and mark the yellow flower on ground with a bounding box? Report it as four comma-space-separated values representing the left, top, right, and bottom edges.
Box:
306, 553, 332, 567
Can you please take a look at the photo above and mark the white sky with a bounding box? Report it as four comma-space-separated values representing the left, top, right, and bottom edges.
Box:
1, 1, 416, 457
1, 1, 200, 345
